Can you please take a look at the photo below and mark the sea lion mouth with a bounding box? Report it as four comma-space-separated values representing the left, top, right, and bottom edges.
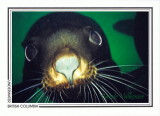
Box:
41, 47, 97, 91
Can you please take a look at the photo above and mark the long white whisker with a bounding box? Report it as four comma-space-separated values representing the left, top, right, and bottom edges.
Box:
96, 77, 126, 102
60, 91, 65, 103
99, 77, 122, 96
93, 80, 114, 103
94, 60, 110, 67
96, 78, 126, 102
76, 85, 81, 99
41, 91, 48, 103
62, 90, 71, 99
87, 84, 93, 103
24, 88, 43, 103
99, 73, 147, 90
87, 85, 93, 103
98, 65, 143, 71
44, 92, 49, 103
98, 74, 148, 96
98, 68, 135, 78
90, 58, 97, 64
90, 84, 100, 103
101, 84, 117, 103
25, 78, 42, 82
46, 91, 52, 103
89, 84, 96, 103
13, 83, 41, 96
91, 82, 107, 103
36, 91, 46, 103
52, 89, 56, 103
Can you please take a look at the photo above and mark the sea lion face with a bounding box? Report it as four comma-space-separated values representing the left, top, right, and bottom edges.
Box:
23, 12, 111, 92
36, 29, 99, 90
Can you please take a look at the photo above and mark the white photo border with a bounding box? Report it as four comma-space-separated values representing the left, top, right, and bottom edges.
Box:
8, 7, 153, 107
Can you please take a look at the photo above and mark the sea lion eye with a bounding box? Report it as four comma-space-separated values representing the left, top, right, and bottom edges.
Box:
89, 30, 102, 46
25, 44, 38, 62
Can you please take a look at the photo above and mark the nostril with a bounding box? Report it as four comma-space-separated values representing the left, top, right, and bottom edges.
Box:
55, 56, 79, 85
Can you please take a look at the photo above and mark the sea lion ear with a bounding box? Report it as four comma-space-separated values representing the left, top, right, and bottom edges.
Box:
25, 44, 38, 62
89, 30, 102, 46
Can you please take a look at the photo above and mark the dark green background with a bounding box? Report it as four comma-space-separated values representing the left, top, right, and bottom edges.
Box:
12, 11, 142, 85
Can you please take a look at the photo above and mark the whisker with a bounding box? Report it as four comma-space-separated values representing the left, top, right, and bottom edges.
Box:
83, 86, 86, 103
41, 91, 48, 103
94, 60, 110, 67
45, 94, 49, 103
76, 85, 81, 99
89, 58, 97, 64
52, 89, 56, 103
85, 84, 89, 103
101, 85, 117, 103
91, 82, 107, 103
13, 83, 41, 96
98, 68, 135, 78
93, 80, 115, 103
86, 86, 90, 103
62, 90, 71, 99
46, 91, 52, 103
98, 64, 144, 71
99, 73, 147, 90
60, 91, 65, 103
91, 84, 100, 103
96, 77, 126, 102
89, 84, 95, 103
44, 91, 48, 103
36, 91, 46, 103
87, 84, 93, 103
99, 77, 123, 96
98, 74, 148, 96
25, 78, 42, 82
24, 88, 43, 103
30, 71, 45, 75
97, 78, 126, 102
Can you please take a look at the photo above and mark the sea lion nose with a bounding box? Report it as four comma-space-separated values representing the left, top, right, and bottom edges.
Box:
55, 56, 79, 85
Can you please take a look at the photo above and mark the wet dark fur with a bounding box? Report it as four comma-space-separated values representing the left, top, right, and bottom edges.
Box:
12, 12, 148, 103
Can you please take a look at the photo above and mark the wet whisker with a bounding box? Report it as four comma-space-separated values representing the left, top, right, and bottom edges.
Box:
99, 73, 147, 90
98, 68, 135, 78
91, 82, 107, 103
93, 80, 115, 103
90, 83, 100, 103
98, 74, 148, 96
83, 86, 86, 103
46, 91, 52, 103
36, 91, 46, 103
87, 84, 93, 103
94, 60, 111, 67
60, 91, 65, 103
98, 64, 144, 71
24, 88, 44, 103
13, 83, 41, 96
95, 78, 125, 102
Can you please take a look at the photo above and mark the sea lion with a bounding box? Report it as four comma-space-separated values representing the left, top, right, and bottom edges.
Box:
12, 12, 148, 103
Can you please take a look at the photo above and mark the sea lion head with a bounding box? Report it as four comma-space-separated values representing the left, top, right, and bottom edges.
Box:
22, 12, 116, 102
